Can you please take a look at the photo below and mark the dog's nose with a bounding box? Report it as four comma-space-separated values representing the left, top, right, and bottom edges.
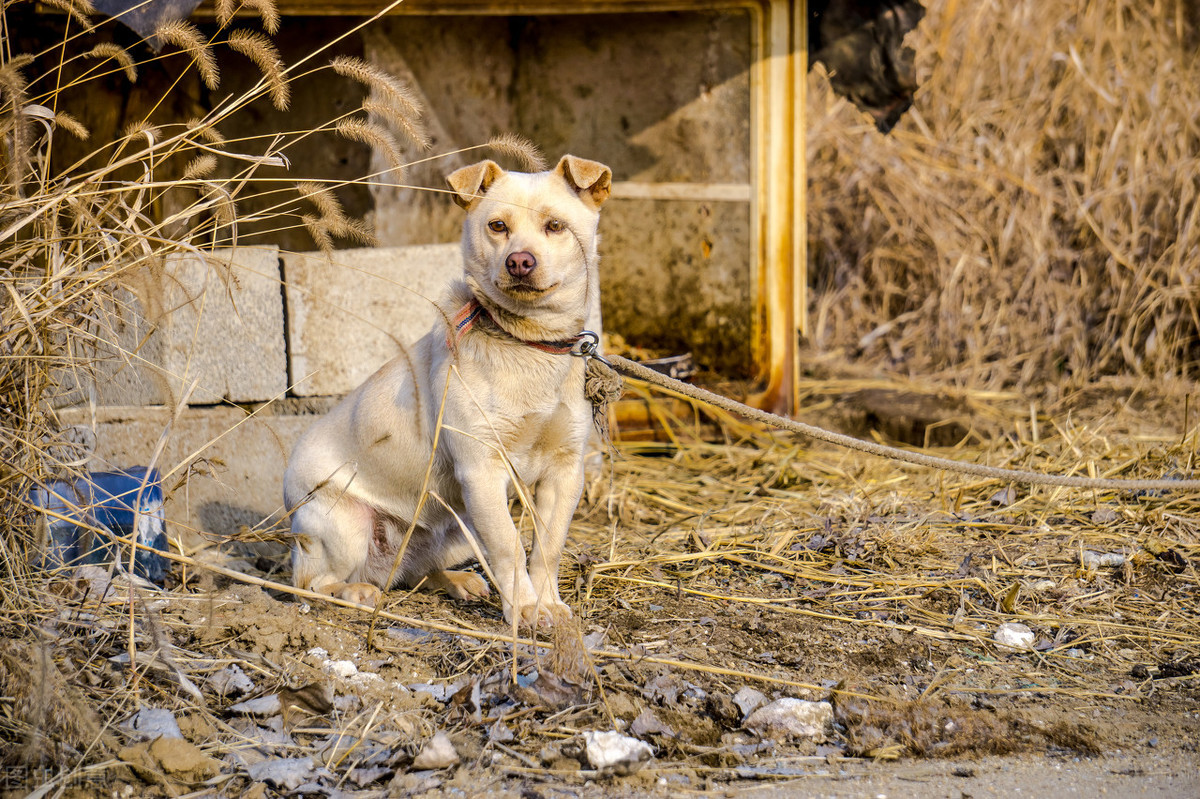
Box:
505, 251, 536, 277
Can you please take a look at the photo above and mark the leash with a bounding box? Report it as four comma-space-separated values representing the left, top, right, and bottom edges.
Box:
449, 300, 1193, 492
605, 353, 1200, 493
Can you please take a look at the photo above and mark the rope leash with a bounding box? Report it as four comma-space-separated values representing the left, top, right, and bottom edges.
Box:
605, 353, 1200, 493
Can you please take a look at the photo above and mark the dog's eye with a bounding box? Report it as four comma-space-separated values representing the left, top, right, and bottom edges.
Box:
545, 219, 565, 233
488, 220, 507, 233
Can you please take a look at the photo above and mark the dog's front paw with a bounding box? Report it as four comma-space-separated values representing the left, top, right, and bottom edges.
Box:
332, 582, 382, 607
508, 600, 573, 628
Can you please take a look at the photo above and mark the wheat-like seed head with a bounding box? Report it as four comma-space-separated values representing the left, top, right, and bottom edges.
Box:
206, 186, 237, 229
215, 0, 237, 29
242, 0, 281, 35
185, 118, 226, 146
182, 154, 218, 180
333, 216, 378, 247
53, 112, 89, 140
330, 56, 422, 119
487, 133, 547, 172
294, 181, 345, 224
154, 20, 219, 90
121, 120, 160, 143
2, 56, 36, 191
362, 98, 431, 151
335, 118, 406, 173
83, 43, 137, 83
301, 213, 334, 254
38, 0, 95, 28
227, 30, 290, 110
0, 55, 33, 112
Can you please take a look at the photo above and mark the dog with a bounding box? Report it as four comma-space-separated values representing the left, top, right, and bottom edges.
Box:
284, 155, 612, 627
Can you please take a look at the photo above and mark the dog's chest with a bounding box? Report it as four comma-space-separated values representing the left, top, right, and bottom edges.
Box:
473, 359, 588, 456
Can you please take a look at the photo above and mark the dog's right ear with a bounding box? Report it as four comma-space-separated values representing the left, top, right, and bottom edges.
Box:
447, 160, 505, 210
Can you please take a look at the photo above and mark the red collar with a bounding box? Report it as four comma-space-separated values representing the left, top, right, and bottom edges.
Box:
450, 299, 584, 355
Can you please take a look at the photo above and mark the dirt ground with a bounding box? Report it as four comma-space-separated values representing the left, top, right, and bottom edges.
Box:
144, 577, 1197, 799
4, 389, 1199, 798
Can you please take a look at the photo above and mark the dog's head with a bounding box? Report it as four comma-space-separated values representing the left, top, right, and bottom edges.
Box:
447, 155, 611, 338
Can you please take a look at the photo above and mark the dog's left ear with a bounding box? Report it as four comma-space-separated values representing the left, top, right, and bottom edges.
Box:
447, 160, 505, 210
554, 155, 612, 209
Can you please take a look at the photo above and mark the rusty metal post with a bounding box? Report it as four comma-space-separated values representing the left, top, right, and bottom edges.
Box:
748, 0, 805, 417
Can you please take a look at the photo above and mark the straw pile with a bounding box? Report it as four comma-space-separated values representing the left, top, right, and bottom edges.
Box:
808, 0, 1200, 392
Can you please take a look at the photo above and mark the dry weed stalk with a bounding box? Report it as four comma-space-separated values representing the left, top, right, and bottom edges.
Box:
0, 0, 430, 764
808, 0, 1200, 393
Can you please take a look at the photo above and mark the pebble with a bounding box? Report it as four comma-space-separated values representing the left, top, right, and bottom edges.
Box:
989, 487, 1019, 506
583, 730, 654, 775
207, 664, 255, 698
121, 707, 182, 740
994, 622, 1035, 651
630, 708, 675, 738
732, 686, 767, 718
230, 695, 283, 716
1079, 550, 1127, 570
247, 757, 328, 791
743, 699, 833, 741
323, 660, 359, 679
411, 731, 459, 770
488, 720, 515, 743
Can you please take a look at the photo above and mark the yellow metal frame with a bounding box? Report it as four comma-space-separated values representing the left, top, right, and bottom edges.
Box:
270, 0, 808, 415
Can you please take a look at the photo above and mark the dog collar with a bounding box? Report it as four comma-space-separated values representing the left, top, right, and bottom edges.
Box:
450, 299, 585, 355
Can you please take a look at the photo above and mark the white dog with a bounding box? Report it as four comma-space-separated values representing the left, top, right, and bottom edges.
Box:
284, 155, 612, 627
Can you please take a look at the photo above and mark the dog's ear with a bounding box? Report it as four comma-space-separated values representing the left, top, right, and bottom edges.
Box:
447, 160, 505, 210
554, 155, 612, 209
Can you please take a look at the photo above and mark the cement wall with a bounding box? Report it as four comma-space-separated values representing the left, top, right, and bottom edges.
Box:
363, 12, 755, 374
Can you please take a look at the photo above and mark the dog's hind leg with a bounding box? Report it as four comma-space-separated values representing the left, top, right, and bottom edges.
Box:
406, 526, 490, 601
425, 569, 490, 600
290, 496, 383, 607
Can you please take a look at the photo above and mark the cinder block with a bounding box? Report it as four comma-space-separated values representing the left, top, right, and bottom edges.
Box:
57, 246, 287, 407
282, 244, 461, 397
58, 404, 317, 545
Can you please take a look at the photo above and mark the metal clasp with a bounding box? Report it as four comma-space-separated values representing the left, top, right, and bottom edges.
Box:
571, 330, 611, 367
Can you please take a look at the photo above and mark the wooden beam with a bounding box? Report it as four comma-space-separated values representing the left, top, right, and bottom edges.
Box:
748, 0, 804, 416
611, 182, 752, 203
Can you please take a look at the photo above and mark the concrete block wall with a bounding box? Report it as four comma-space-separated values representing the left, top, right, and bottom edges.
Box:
282, 244, 460, 397
57, 247, 287, 408
63, 244, 460, 545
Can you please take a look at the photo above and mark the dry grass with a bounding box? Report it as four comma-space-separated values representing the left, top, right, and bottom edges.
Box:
3, 0, 1200, 790
0, 0, 431, 567
808, 0, 1200, 394
2, 399, 1196, 785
